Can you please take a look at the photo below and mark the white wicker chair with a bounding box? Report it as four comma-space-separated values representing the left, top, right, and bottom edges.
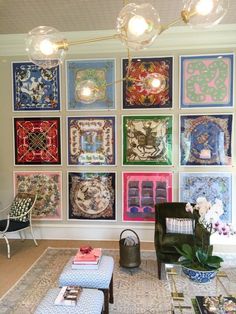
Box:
0, 193, 38, 258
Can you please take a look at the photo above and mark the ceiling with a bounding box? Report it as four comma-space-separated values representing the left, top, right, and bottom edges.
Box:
0, 0, 235, 35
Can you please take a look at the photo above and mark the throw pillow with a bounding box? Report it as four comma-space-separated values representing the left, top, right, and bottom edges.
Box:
165, 217, 194, 234
10, 197, 32, 222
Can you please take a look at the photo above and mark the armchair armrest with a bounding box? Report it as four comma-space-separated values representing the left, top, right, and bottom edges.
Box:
154, 222, 164, 248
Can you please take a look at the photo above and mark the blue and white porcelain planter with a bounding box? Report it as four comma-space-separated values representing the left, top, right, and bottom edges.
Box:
181, 266, 217, 283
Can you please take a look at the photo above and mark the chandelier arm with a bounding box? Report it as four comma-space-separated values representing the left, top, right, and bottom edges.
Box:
56, 34, 120, 50
99, 73, 168, 91
126, 47, 133, 77
159, 17, 184, 34
159, 9, 197, 34
181, 9, 198, 24
103, 77, 126, 88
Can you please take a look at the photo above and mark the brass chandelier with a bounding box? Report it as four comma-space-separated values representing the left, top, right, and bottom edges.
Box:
25, 0, 229, 104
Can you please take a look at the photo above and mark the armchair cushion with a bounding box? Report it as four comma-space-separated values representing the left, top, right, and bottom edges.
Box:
9, 197, 32, 222
0, 219, 30, 232
165, 218, 194, 234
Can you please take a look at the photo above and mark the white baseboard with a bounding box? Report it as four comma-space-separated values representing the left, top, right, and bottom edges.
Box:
7, 223, 154, 242
6, 223, 236, 252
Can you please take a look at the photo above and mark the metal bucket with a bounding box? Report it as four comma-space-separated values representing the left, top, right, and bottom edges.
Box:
119, 229, 141, 268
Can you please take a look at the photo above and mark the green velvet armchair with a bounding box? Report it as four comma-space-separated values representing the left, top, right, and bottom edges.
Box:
154, 202, 210, 279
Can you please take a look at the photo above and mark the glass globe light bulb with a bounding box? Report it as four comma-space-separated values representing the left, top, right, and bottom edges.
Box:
150, 78, 161, 89
75, 80, 100, 104
127, 15, 149, 37
117, 2, 161, 50
142, 73, 167, 93
25, 26, 68, 68
39, 39, 55, 56
196, 0, 214, 16
81, 86, 92, 97
182, 0, 229, 28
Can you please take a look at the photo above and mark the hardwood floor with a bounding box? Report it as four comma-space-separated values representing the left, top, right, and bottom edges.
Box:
0, 239, 154, 298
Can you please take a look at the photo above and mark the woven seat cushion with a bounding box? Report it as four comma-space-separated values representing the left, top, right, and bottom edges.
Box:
0, 219, 29, 232
9, 197, 32, 222
35, 288, 104, 314
59, 255, 114, 289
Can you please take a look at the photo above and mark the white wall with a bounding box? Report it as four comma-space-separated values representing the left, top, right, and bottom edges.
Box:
1, 25, 236, 250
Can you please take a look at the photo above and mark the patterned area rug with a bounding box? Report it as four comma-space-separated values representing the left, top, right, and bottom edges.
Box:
0, 248, 236, 314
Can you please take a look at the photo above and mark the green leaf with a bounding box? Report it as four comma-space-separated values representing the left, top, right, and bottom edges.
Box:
206, 255, 224, 265
175, 244, 194, 260
207, 245, 213, 256
201, 255, 223, 270
196, 249, 208, 264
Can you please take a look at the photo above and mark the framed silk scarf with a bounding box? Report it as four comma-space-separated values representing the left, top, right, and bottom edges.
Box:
67, 116, 116, 165
180, 53, 234, 108
68, 171, 116, 220
14, 117, 61, 165
123, 115, 172, 165
180, 114, 233, 166
179, 172, 232, 222
122, 172, 173, 222
14, 171, 62, 220
66, 59, 115, 110
122, 56, 173, 109
12, 61, 60, 111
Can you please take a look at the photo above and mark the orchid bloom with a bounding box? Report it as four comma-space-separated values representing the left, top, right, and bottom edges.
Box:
214, 221, 236, 236
185, 197, 234, 237
185, 202, 193, 213
204, 208, 221, 225
195, 198, 211, 218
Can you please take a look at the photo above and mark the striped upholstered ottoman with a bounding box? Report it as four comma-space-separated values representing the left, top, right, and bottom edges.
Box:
59, 256, 114, 314
34, 288, 104, 314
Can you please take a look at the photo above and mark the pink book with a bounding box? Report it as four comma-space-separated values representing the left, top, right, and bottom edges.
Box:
73, 248, 102, 264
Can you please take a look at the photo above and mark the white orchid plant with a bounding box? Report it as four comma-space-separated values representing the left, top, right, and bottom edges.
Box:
186, 197, 236, 237
175, 197, 236, 271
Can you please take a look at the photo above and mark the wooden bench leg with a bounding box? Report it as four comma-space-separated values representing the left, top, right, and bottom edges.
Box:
109, 274, 114, 304
100, 289, 109, 314
100, 273, 114, 313
158, 260, 162, 280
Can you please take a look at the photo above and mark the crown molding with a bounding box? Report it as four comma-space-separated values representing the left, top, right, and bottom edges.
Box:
0, 24, 236, 57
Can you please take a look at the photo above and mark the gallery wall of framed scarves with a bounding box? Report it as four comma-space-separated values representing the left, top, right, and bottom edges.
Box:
0, 27, 235, 243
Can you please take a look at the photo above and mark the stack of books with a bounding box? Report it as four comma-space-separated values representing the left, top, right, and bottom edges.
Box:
54, 286, 82, 306
194, 295, 236, 313
72, 248, 102, 269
